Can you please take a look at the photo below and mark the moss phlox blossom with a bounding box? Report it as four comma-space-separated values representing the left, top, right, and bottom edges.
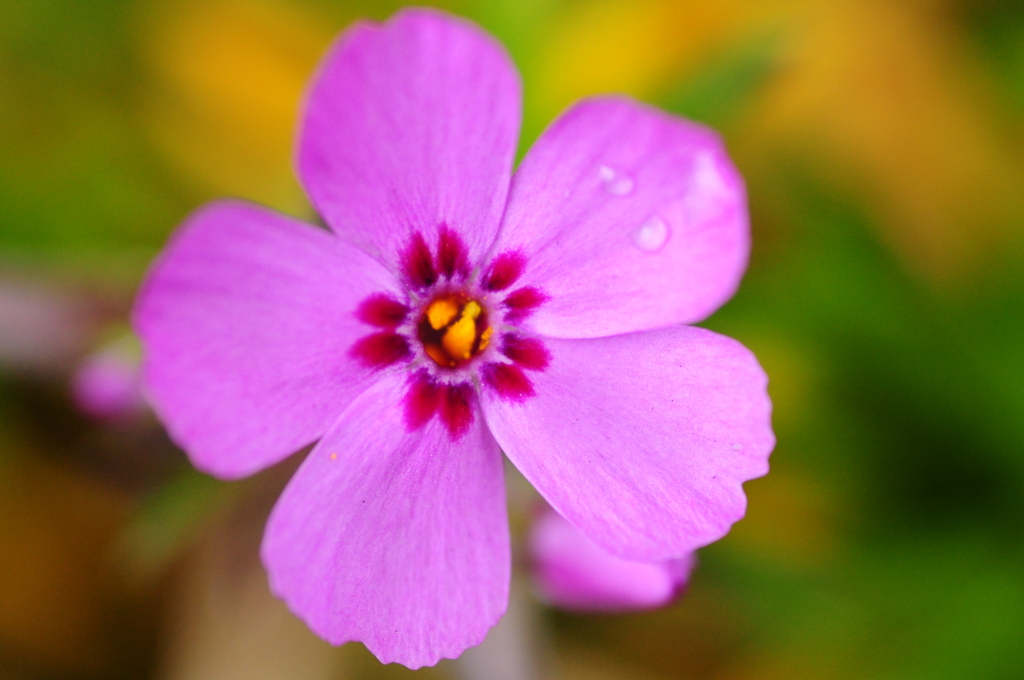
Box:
133, 8, 773, 669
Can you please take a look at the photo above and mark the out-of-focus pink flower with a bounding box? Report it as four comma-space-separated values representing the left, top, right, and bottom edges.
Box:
0, 280, 96, 374
71, 336, 145, 420
133, 8, 773, 668
530, 506, 695, 612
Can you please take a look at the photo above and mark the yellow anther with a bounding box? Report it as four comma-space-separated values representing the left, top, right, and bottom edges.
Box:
418, 295, 491, 368
426, 298, 459, 330
424, 343, 453, 368
442, 315, 477, 360
478, 326, 493, 352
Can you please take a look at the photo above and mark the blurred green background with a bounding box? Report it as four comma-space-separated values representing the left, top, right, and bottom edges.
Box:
3, 0, 1024, 678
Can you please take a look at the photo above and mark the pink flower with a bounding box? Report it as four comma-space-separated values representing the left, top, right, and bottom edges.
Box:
133, 8, 773, 669
529, 505, 695, 612
71, 335, 146, 420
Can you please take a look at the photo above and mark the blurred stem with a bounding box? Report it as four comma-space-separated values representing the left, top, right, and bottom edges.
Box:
115, 467, 229, 588
455, 578, 545, 680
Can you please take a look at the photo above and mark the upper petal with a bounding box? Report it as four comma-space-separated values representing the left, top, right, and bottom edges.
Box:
481, 326, 773, 561
297, 8, 521, 271
261, 372, 509, 669
529, 506, 695, 612
496, 96, 749, 338
133, 200, 396, 479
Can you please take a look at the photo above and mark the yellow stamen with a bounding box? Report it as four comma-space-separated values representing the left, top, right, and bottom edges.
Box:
426, 298, 459, 330
424, 343, 452, 367
442, 314, 477, 360
418, 295, 491, 368
479, 326, 493, 352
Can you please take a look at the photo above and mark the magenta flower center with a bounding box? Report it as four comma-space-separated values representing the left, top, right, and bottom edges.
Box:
348, 227, 554, 440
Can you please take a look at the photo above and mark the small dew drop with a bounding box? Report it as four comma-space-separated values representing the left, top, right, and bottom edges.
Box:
693, 152, 726, 195
632, 215, 669, 252
610, 177, 634, 196
598, 164, 634, 196
732, 443, 743, 451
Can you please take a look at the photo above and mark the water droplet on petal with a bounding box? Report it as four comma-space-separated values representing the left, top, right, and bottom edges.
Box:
611, 177, 634, 196
693, 153, 728, 196
683, 152, 734, 225
598, 164, 634, 196
732, 443, 744, 451
632, 215, 669, 252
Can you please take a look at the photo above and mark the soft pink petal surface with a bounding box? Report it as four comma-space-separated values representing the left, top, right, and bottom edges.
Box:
298, 8, 521, 270
496, 96, 749, 338
133, 200, 396, 479
261, 373, 509, 669
482, 326, 773, 561
530, 507, 695, 612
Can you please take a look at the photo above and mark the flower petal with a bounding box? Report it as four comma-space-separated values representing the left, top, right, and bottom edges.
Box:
529, 506, 695, 612
261, 372, 509, 669
298, 8, 521, 270
496, 96, 749, 338
133, 200, 396, 479
481, 326, 773, 561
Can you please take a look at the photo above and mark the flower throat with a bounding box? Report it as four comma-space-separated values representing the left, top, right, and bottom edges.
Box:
417, 293, 492, 368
